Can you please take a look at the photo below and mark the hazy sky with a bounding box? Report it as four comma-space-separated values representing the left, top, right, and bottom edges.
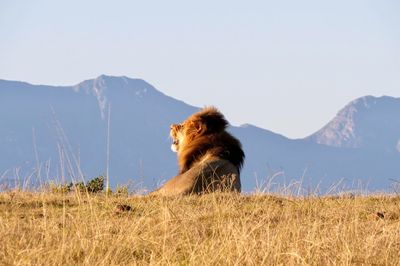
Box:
1, 0, 399, 138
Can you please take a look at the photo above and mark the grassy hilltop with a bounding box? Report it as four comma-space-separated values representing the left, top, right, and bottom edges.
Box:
1, 191, 399, 265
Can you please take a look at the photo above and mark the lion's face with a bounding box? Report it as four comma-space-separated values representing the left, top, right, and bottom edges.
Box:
170, 119, 202, 153
170, 123, 185, 152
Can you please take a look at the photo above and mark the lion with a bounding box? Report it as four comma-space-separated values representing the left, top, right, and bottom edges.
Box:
150, 107, 245, 196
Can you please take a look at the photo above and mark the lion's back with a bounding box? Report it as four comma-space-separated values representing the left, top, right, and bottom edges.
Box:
190, 157, 241, 193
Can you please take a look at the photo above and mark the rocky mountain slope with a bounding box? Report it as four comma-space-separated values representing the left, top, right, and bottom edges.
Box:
307, 96, 400, 152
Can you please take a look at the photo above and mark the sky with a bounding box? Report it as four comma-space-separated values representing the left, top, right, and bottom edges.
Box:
1, 0, 399, 138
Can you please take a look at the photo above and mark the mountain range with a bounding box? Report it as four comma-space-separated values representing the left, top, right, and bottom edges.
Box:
1, 75, 399, 193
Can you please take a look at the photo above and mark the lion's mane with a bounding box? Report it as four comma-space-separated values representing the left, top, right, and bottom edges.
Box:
177, 107, 244, 174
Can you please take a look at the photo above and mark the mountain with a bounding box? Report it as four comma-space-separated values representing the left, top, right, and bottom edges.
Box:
307, 96, 400, 152
0, 75, 197, 191
1, 75, 399, 193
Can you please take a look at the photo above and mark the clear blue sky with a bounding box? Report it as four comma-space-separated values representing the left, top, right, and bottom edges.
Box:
1, 0, 399, 138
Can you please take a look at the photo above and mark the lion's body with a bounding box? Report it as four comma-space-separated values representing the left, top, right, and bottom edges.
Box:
151, 107, 245, 196
152, 156, 241, 196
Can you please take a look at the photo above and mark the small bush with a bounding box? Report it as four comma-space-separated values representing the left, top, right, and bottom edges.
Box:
49, 176, 105, 194
86, 176, 104, 193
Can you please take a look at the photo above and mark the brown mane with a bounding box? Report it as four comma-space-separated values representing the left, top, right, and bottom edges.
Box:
177, 107, 245, 174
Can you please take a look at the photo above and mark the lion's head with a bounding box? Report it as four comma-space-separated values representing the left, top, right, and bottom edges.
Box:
170, 107, 244, 174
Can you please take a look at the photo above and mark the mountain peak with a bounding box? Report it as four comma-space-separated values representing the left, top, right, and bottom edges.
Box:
348, 95, 399, 109
307, 95, 400, 150
73, 75, 158, 119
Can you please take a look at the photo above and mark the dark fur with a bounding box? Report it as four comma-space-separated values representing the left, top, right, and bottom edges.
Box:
178, 107, 245, 174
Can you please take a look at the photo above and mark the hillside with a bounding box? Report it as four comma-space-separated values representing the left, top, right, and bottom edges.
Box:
0, 75, 399, 192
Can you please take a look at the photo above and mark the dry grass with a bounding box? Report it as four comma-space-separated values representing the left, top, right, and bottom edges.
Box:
0, 191, 399, 265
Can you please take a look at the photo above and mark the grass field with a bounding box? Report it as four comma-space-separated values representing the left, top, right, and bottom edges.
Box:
1, 191, 399, 265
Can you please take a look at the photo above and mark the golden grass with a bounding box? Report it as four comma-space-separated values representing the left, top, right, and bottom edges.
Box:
0, 191, 399, 265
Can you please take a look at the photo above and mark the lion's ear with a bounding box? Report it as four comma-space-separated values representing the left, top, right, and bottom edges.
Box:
193, 120, 206, 134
